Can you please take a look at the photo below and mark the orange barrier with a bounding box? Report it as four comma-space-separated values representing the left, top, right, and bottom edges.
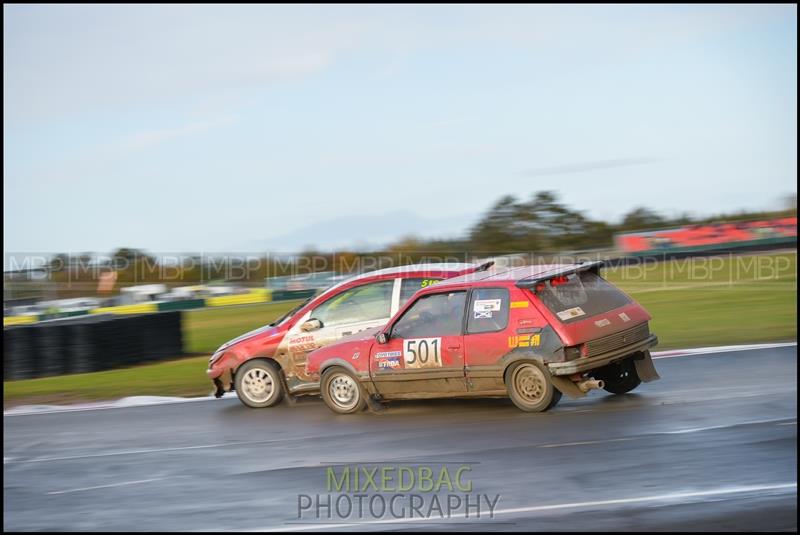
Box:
615, 217, 797, 253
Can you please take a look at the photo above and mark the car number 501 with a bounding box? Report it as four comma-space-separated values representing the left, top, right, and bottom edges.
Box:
403, 338, 442, 368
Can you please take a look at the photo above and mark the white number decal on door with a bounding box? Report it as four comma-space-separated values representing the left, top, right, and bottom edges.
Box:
403, 338, 442, 368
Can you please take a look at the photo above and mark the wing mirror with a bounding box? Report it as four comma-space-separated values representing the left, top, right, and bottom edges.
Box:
301, 318, 323, 332
376, 332, 389, 344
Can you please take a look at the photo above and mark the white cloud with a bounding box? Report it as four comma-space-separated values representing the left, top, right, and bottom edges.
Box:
119, 115, 236, 152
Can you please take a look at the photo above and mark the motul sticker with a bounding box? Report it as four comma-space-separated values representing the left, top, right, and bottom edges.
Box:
288, 334, 317, 352
557, 307, 585, 321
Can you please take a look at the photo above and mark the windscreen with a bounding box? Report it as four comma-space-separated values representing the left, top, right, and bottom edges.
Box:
533, 271, 631, 323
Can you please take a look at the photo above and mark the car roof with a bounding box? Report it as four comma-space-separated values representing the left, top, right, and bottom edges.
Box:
315, 262, 482, 298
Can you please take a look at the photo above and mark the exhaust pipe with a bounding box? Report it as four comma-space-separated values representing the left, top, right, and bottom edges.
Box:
576, 378, 604, 393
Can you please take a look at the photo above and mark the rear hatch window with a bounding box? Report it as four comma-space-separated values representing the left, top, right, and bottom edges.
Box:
532, 271, 631, 323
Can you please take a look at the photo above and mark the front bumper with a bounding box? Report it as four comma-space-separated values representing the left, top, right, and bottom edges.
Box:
547, 334, 659, 376
208, 365, 234, 398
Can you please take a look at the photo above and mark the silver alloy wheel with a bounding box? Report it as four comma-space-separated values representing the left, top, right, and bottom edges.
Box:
328, 373, 360, 410
241, 367, 275, 404
513, 363, 546, 404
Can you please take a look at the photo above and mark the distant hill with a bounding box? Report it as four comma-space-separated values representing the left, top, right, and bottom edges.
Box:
245, 211, 477, 252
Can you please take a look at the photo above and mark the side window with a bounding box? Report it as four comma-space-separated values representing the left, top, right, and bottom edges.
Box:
398, 278, 443, 307
310, 280, 393, 328
391, 291, 466, 339
467, 288, 509, 334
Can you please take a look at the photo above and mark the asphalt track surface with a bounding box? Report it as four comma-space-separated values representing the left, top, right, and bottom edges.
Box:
4, 346, 797, 531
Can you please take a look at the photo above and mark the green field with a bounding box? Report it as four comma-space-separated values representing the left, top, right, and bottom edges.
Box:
184, 299, 303, 354
4, 252, 796, 406
605, 252, 796, 348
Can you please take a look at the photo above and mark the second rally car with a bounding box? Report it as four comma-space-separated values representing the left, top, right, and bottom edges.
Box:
306, 260, 660, 413
206, 261, 494, 408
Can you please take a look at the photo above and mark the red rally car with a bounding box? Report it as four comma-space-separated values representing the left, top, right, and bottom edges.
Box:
206, 261, 493, 408
306, 261, 661, 413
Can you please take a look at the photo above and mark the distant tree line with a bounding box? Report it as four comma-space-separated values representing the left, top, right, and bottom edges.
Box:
386, 190, 796, 255
40, 190, 796, 295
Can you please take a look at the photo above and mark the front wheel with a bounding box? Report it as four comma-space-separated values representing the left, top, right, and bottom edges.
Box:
506, 360, 561, 412
235, 360, 285, 408
593, 359, 641, 395
321, 367, 367, 414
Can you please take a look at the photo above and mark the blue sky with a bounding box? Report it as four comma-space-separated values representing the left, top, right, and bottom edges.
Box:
3, 4, 797, 254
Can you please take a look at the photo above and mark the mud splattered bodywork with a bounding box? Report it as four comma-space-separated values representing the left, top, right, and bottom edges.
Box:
306, 261, 660, 410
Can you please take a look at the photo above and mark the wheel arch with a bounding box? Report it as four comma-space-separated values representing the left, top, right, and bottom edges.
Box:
319, 358, 359, 377
500, 351, 546, 384
232, 356, 285, 381
501, 352, 586, 400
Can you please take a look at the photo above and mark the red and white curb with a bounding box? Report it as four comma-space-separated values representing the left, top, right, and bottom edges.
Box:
4, 341, 796, 416
651, 341, 796, 360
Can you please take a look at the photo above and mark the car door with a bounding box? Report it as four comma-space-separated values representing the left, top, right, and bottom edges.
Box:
370, 289, 468, 397
462, 287, 513, 394
285, 279, 396, 373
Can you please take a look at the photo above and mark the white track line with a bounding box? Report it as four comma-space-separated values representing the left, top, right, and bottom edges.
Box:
652, 341, 796, 360
245, 482, 798, 532
47, 477, 169, 495
4, 341, 796, 416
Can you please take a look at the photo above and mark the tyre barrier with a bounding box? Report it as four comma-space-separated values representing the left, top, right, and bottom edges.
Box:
3, 311, 184, 380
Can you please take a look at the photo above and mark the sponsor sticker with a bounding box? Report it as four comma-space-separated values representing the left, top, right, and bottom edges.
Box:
377, 356, 401, 369
473, 310, 493, 319
473, 299, 502, 312
557, 307, 585, 321
375, 350, 402, 359
288, 334, 317, 352
510, 301, 530, 309
594, 319, 611, 327
352, 351, 360, 360
619, 312, 631, 322
508, 334, 542, 348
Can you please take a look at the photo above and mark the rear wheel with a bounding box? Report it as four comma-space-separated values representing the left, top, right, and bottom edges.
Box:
235, 360, 285, 408
506, 360, 561, 412
594, 359, 641, 395
321, 367, 367, 414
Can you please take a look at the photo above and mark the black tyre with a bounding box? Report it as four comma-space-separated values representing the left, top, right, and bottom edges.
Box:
506, 360, 561, 412
321, 367, 367, 414
234, 360, 285, 408
593, 359, 641, 395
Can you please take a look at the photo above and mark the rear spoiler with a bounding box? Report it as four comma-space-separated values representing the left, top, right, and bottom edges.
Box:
515, 260, 605, 290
